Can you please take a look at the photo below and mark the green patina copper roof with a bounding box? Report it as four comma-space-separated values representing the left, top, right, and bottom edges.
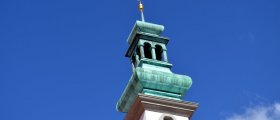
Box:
127, 21, 164, 45
116, 59, 192, 112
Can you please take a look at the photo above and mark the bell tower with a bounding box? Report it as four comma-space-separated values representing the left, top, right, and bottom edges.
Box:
117, 1, 198, 120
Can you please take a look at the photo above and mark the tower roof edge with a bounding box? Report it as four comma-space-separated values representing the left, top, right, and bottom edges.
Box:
127, 21, 165, 45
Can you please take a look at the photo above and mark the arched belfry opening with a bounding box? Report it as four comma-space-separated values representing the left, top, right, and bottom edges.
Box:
155, 45, 163, 61
144, 43, 152, 59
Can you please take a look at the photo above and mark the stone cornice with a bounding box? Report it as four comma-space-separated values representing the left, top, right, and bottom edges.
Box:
125, 94, 198, 120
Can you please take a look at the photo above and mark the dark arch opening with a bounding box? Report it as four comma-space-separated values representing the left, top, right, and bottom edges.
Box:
136, 47, 141, 59
163, 116, 174, 120
144, 43, 152, 59
131, 55, 136, 67
155, 45, 163, 61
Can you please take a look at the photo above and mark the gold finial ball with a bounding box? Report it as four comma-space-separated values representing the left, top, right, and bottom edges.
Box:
139, 3, 144, 11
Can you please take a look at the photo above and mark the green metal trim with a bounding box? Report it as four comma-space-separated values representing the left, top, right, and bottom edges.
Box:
139, 58, 172, 68
127, 21, 164, 45
142, 89, 181, 100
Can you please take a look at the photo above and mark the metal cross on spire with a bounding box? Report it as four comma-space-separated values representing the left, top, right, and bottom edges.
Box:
138, 0, 145, 22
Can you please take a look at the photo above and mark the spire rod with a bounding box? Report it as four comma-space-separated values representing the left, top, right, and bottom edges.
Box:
138, 0, 145, 22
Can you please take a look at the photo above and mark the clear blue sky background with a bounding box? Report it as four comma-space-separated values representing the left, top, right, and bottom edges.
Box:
1, 0, 280, 120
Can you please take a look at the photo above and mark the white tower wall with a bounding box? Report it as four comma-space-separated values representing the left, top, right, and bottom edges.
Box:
140, 110, 189, 120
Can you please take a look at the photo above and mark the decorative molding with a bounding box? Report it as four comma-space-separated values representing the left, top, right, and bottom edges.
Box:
125, 94, 198, 120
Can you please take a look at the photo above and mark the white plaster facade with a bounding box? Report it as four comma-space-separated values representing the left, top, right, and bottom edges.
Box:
139, 110, 189, 120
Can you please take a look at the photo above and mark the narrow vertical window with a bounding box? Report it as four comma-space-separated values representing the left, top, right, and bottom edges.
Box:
144, 43, 152, 59
131, 55, 136, 67
155, 45, 163, 61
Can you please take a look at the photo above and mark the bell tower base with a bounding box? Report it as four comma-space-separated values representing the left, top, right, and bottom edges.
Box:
125, 94, 198, 120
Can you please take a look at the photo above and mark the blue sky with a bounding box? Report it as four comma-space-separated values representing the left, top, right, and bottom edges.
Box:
1, 0, 280, 120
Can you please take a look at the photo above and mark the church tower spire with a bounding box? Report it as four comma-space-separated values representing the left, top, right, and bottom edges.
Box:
117, 1, 198, 120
